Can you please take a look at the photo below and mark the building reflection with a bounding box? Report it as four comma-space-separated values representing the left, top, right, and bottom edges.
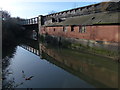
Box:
39, 43, 119, 88
21, 41, 119, 88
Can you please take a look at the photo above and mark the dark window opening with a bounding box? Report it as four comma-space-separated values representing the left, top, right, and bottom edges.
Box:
79, 26, 82, 32
54, 28, 55, 31
63, 27, 65, 32
71, 26, 74, 32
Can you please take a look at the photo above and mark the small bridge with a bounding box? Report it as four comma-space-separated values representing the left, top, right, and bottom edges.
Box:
20, 17, 40, 40
21, 17, 38, 25
21, 17, 39, 30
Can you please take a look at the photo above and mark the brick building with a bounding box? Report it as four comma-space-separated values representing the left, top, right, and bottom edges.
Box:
39, 2, 120, 54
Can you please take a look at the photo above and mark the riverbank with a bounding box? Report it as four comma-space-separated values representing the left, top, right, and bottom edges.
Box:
39, 34, 119, 61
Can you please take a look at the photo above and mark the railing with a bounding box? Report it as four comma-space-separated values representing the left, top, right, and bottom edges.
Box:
21, 17, 38, 25
21, 45, 40, 56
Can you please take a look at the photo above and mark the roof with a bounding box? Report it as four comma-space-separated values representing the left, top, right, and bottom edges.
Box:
45, 3, 101, 17
44, 11, 120, 26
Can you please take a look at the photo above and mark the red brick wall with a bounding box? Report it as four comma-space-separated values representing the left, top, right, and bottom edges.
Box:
40, 25, 120, 42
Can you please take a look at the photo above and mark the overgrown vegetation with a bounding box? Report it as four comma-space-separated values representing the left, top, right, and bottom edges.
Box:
2, 10, 26, 46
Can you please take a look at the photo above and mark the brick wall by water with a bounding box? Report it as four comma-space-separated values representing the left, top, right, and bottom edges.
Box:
40, 25, 120, 42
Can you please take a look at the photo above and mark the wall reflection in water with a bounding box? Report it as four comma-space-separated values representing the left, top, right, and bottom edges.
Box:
39, 43, 118, 88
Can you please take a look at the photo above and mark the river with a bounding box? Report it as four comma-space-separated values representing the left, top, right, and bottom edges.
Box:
2, 38, 119, 88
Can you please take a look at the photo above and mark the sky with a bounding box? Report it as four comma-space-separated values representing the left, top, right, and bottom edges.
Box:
0, 0, 111, 19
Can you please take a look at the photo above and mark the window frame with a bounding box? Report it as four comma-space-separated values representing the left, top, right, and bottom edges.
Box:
63, 26, 67, 32
79, 26, 86, 33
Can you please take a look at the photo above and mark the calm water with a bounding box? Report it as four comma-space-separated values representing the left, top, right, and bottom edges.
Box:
2, 39, 119, 88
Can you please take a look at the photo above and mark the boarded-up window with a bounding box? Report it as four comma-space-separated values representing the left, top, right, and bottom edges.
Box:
79, 26, 86, 33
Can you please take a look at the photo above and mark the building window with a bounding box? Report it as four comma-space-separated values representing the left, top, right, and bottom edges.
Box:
53, 28, 55, 31
79, 26, 81, 32
79, 26, 86, 33
71, 26, 74, 32
63, 26, 67, 32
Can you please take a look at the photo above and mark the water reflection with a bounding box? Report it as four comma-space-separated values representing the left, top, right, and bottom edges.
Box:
2, 39, 119, 88
39, 43, 118, 88
2, 42, 18, 88
2, 38, 39, 88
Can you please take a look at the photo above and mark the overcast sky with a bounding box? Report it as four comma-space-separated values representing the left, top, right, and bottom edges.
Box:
0, 0, 107, 19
